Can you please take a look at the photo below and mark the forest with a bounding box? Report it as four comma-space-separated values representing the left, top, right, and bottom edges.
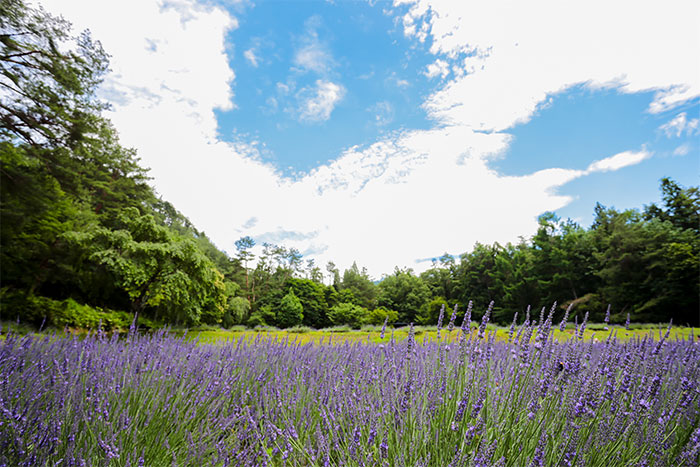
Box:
1, 0, 698, 330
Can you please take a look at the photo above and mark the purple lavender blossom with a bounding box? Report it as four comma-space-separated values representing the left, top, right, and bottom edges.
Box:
577, 311, 589, 339
447, 304, 458, 333
559, 303, 573, 332
508, 312, 518, 343
437, 305, 445, 339
478, 301, 494, 339
461, 300, 473, 333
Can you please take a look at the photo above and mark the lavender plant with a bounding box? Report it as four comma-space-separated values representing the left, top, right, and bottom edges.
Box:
0, 318, 697, 466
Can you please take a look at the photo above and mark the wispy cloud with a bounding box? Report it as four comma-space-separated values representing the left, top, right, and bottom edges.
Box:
387, 71, 410, 88
369, 101, 394, 126
673, 143, 691, 156
296, 80, 345, 123
585, 150, 652, 173
243, 48, 258, 67
659, 112, 700, 138
293, 15, 335, 75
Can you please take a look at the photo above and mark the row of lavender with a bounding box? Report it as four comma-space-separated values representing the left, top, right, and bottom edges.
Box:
1, 305, 698, 466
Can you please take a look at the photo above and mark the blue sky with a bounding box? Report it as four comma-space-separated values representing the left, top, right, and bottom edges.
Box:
42, 0, 700, 277
214, 0, 435, 174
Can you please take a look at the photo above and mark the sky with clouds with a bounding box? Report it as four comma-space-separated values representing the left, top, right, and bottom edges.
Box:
39, 0, 699, 279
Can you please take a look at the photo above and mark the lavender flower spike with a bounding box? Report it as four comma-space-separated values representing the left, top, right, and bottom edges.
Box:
438, 305, 445, 339
461, 300, 473, 333
447, 304, 458, 333
559, 303, 573, 332
478, 301, 494, 339
577, 311, 589, 340
508, 312, 519, 343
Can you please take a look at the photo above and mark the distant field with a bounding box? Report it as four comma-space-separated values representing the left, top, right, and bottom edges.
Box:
182, 323, 696, 346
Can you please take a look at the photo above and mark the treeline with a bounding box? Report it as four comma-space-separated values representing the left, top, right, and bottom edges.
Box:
1, 1, 698, 331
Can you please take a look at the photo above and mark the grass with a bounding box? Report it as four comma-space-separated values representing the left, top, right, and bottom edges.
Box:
178, 323, 695, 346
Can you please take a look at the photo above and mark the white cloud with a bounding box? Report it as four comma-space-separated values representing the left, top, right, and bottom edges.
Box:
387, 72, 410, 88
293, 16, 334, 75
296, 80, 345, 123
659, 112, 700, 138
585, 150, 652, 173
396, 0, 700, 131
369, 101, 394, 126
243, 48, 258, 67
425, 59, 449, 79
35, 0, 694, 278
673, 144, 691, 156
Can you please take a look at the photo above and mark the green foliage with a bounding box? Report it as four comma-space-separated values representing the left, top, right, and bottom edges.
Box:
363, 307, 399, 325
418, 297, 449, 325
327, 302, 367, 328
377, 268, 431, 323
340, 262, 377, 309
644, 177, 700, 233
276, 290, 304, 328
284, 278, 330, 328
63, 207, 227, 326
0, 289, 131, 330
246, 310, 267, 328
223, 296, 250, 328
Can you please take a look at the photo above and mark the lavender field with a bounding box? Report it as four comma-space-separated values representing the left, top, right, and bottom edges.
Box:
1, 307, 699, 467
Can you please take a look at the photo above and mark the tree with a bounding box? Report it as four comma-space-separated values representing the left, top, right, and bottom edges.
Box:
530, 214, 599, 313
1, 0, 108, 149
420, 253, 457, 303
284, 277, 330, 328
340, 262, 377, 309
276, 290, 303, 328
644, 177, 700, 233
65, 208, 227, 326
377, 268, 431, 323
326, 261, 341, 288
235, 236, 255, 301
418, 297, 449, 325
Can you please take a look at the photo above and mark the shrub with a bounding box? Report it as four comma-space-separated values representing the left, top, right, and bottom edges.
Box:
363, 306, 398, 325
328, 302, 366, 328
0, 289, 131, 331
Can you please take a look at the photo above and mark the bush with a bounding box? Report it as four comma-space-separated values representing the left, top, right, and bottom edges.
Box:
363, 307, 399, 325
328, 302, 367, 328
418, 297, 449, 325
0, 289, 131, 331
246, 311, 267, 328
